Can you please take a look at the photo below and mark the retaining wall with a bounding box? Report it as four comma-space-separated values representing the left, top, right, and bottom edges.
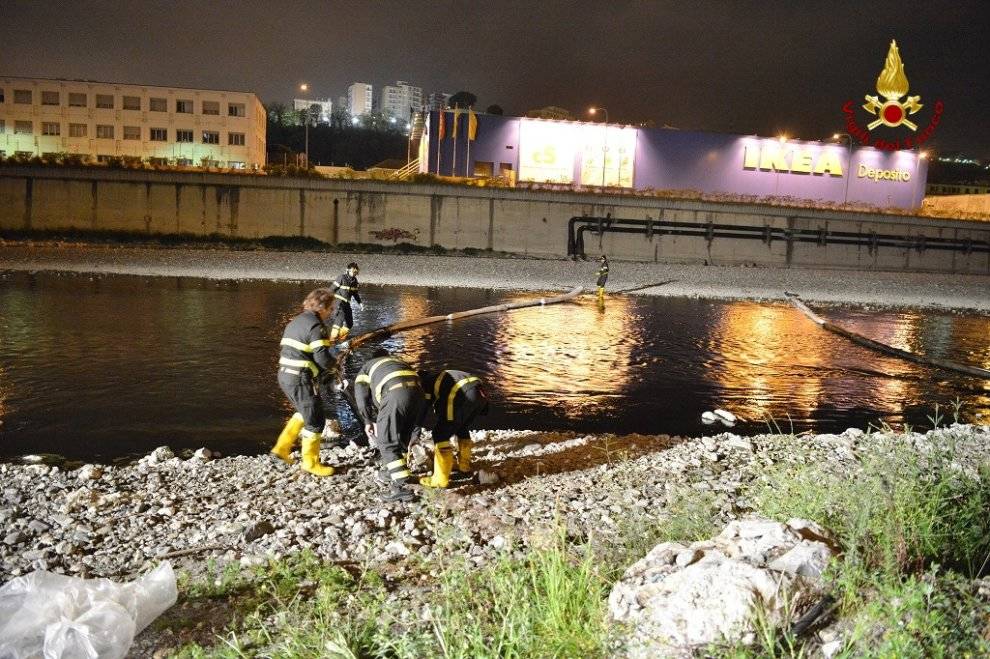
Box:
1, 167, 987, 274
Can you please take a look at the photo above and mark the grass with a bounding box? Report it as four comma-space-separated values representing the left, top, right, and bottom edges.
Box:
153, 426, 989, 658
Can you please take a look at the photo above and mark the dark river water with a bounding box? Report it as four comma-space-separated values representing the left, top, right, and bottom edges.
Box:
1, 270, 988, 462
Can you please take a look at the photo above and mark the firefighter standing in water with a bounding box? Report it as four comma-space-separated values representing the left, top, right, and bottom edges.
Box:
329, 262, 363, 342
354, 349, 425, 502
596, 254, 610, 302
270, 288, 339, 476
417, 369, 489, 488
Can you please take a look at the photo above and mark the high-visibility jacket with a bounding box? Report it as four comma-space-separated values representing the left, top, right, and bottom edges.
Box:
331, 272, 362, 306
278, 310, 336, 378
420, 369, 483, 422
354, 356, 421, 422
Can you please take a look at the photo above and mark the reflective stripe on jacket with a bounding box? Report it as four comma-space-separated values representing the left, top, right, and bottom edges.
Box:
278, 310, 335, 377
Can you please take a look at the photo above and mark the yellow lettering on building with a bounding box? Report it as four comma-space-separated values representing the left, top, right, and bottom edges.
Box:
759, 147, 790, 172
813, 152, 843, 176
791, 150, 814, 174
743, 143, 844, 177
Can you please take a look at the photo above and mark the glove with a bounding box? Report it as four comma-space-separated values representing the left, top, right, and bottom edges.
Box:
358, 303, 366, 311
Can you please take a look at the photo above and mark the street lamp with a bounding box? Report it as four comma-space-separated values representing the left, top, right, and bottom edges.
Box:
832, 132, 853, 204
299, 83, 310, 167
589, 107, 608, 187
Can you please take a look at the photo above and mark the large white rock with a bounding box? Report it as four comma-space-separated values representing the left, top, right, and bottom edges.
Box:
607, 517, 834, 657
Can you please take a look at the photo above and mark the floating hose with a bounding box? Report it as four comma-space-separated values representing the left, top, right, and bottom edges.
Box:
786, 292, 990, 380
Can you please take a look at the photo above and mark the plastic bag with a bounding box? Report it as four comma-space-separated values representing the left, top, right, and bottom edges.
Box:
0, 562, 177, 659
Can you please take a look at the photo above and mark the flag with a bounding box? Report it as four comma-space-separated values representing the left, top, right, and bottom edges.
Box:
468, 109, 478, 141
452, 109, 461, 138
437, 112, 445, 140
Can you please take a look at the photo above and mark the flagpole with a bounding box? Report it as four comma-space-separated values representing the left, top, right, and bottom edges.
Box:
466, 126, 471, 177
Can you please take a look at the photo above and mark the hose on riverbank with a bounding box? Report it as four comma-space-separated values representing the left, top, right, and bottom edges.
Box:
785, 292, 990, 380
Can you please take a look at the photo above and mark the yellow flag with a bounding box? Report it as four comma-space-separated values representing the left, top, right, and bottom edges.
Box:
468, 109, 478, 141
452, 109, 461, 137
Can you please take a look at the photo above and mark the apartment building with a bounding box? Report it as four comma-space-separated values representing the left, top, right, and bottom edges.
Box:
380, 80, 422, 122
426, 92, 451, 111
293, 97, 332, 123
347, 82, 373, 117
0, 76, 266, 168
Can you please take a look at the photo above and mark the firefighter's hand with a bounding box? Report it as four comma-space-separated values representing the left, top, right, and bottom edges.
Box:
364, 423, 375, 440
358, 303, 366, 311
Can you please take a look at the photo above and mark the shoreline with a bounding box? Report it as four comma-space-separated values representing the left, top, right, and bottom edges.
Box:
2, 241, 989, 311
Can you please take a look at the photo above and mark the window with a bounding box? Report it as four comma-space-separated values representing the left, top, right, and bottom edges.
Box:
228, 161, 245, 169
41, 91, 60, 106
149, 157, 169, 166
14, 90, 32, 104
149, 97, 167, 112
202, 100, 219, 115
96, 155, 114, 164
176, 129, 193, 143
69, 123, 87, 137
228, 132, 245, 146
228, 103, 245, 117
0, 88, 4, 103
176, 158, 192, 166
122, 95, 141, 110
69, 92, 87, 107
202, 130, 219, 144
42, 122, 61, 136
123, 125, 141, 140
95, 94, 114, 109
14, 121, 32, 134
96, 124, 114, 139
176, 99, 193, 113
149, 127, 167, 141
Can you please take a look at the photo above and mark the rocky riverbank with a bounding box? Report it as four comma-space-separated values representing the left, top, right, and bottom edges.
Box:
2, 241, 989, 310
3, 423, 989, 584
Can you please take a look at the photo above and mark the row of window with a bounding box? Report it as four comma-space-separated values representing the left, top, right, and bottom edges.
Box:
0, 88, 246, 116
0, 119, 245, 144
0, 150, 249, 169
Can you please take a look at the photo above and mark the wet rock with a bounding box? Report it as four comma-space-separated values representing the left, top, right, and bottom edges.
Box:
77, 464, 104, 481
192, 448, 214, 461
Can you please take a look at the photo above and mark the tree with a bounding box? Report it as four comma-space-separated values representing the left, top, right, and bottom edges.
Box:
330, 106, 350, 129
448, 91, 477, 109
486, 104, 504, 115
525, 106, 575, 120
266, 102, 290, 127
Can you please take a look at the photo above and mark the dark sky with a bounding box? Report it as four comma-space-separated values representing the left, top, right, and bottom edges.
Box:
3, 1, 988, 156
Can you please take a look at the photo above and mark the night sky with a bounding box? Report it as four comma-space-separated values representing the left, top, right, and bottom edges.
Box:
3, 1, 988, 157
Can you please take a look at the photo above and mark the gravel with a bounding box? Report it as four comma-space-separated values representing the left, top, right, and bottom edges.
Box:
1, 243, 988, 311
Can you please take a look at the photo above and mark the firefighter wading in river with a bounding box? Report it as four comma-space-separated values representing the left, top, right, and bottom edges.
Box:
417, 369, 488, 488
355, 349, 425, 502
329, 262, 363, 342
270, 288, 339, 476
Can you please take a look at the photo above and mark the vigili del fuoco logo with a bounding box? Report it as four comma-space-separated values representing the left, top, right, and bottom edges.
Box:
842, 40, 943, 150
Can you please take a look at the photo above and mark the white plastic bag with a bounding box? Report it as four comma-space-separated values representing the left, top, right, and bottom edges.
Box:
0, 562, 177, 659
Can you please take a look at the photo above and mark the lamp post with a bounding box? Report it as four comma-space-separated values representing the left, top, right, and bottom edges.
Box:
589, 107, 608, 187
914, 150, 928, 208
832, 132, 853, 204
299, 83, 310, 167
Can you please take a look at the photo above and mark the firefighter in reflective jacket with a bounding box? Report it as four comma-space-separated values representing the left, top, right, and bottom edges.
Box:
417, 369, 488, 488
596, 254, 609, 302
354, 349, 425, 502
329, 262, 363, 342
270, 288, 338, 476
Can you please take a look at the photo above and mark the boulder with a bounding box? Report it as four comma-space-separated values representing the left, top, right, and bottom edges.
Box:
607, 517, 834, 657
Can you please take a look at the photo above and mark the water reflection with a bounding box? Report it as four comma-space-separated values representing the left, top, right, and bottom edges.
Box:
488, 294, 641, 417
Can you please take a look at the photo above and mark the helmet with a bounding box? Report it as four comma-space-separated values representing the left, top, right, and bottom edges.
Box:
599, 255, 607, 262
347, 262, 359, 272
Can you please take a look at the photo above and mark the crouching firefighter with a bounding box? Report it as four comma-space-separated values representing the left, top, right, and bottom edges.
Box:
328, 262, 363, 342
270, 288, 339, 476
417, 369, 489, 488
354, 349, 425, 502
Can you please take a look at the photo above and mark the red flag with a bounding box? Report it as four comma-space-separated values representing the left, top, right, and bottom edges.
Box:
437, 112, 446, 140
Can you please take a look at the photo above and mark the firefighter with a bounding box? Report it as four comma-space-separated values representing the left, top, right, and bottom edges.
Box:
596, 254, 609, 302
417, 369, 489, 488
270, 288, 339, 476
354, 349, 425, 502
329, 262, 363, 342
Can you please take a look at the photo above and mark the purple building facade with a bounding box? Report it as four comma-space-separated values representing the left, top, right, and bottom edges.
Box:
421, 111, 928, 209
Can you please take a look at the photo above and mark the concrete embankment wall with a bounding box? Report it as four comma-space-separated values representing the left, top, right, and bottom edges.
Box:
1, 166, 988, 274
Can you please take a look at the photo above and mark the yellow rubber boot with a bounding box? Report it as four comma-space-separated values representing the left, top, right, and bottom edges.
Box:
271, 413, 304, 465
419, 441, 454, 488
301, 434, 335, 476
456, 438, 473, 473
